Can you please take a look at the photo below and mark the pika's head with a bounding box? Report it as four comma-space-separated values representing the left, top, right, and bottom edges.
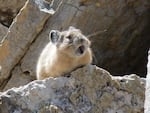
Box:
49, 26, 91, 57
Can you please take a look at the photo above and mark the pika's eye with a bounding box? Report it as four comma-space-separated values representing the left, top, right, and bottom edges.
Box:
66, 35, 72, 40
66, 35, 73, 43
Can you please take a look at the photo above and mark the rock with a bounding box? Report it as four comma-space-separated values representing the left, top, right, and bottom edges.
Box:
20, 0, 150, 80
3, 66, 34, 91
0, 65, 145, 113
0, 0, 27, 27
0, 24, 8, 68
145, 49, 150, 112
0, 0, 62, 90
0, 66, 1, 75
0, 24, 8, 41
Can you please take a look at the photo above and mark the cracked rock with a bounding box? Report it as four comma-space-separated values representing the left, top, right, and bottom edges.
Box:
0, 65, 145, 113
0, 0, 62, 89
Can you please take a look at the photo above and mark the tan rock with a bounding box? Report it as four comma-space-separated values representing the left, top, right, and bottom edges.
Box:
0, 24, 8, 41
0, 0, 61, 90
0, 65, 145, 113
0, 24, 8, 68
3, 66, 34, 91
0, 0, 27, 26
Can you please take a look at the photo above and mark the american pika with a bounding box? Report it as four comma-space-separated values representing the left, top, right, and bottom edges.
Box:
36, 26, 92, 80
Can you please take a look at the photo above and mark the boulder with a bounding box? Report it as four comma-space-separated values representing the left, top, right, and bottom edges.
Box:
0, 0, 62, 90
0, 65, 145, 113
145, 49, 150, 112
0, 0, 149, 94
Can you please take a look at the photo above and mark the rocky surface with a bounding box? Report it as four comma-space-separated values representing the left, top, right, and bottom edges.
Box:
0, 1, 148, 112
0, 65, 145, 113
3, 66, 34, 91
20, 0, 150, 80
0, 0, 62, 90
0, 0, 27, 27
145, 50, 150, 112
0, 0, 148, 104
0, 24, 8, 41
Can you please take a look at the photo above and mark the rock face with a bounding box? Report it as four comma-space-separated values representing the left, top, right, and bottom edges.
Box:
0, 24, 8, 41
0, 65, 145, 113
0, 0, 147, 112
0, 0, 27, 27
145, 50, 150, 112
20, 0, 150, 80
0, 0, 62, 90
0, 1, 147, 112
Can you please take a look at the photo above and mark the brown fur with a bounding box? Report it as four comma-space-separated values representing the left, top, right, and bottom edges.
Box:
36, 26, 92, 80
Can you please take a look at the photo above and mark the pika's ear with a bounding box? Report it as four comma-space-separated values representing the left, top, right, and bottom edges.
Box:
69, 26, 76, 30
69, 26, 81, 32
49, 30, 60, 43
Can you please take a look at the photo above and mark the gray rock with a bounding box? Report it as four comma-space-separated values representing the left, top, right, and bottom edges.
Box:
0, 0, 149, 91
0, 0, 62, 90
145, 50, 150, 112
20, 0, 150, 80
0, 65, 145, 113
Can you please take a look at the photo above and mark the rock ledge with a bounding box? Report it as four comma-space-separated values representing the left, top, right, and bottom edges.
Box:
0, 65, 145, 113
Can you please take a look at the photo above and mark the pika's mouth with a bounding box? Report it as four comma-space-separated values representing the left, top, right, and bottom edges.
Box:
76, 45, 85, 55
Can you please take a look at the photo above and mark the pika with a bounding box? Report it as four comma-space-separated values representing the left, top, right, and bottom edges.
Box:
36, 26, 92, 80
